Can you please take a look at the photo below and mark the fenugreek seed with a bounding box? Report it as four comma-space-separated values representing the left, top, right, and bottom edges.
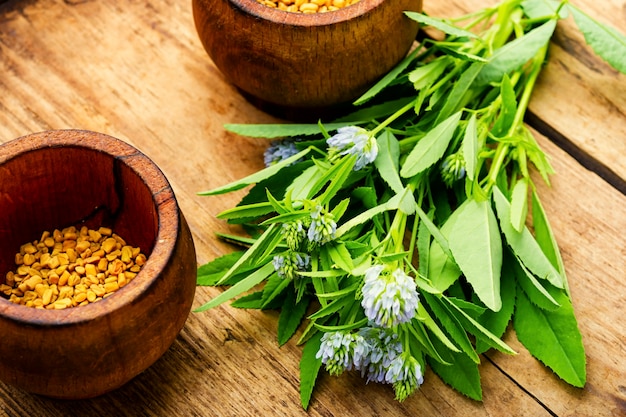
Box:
121, 246, 133, 264
299, 3, 319, 13
97, 258, 108, 272
88, 229, 102, 242
6, 272, 15, 286
91, 285, 105, 297
104, 282, 119, 294
22, 243, 37, 254
23, 253, 36, 266
74, 292, 87, 303
98, 227, 112, 236
68, 273, 81, 287
48, 255, 60, 269
42, 289, 53, 305
25, 275, 43, 291
118, 273, 127, 288
104, 276, 118, 284
58, 270, 70, 286
0, 284, 12, 296
85, 264, 98, 276
101, 238, 117, 254
75, 240, 90, 253
34, 283, 47, 297
135, 254, 147, 266
129, 265, 141, 273
87, 290, 97, 302
113, 234, 126, 246
74, 265, 86, 275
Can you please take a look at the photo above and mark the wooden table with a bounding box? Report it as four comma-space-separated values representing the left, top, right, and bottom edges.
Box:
0, 0, 624, 415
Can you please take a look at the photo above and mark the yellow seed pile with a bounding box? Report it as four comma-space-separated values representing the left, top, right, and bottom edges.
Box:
256, 0, 360, 14
0, 226, 146, 310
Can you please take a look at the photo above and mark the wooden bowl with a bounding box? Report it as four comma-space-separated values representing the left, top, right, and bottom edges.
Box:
0, 130, 197, 399
192, 0, 422, 120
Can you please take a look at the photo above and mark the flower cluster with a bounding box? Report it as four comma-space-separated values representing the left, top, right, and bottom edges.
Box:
440, 152, 466, 187
316, 326, 424, 401
327, 126, 378, 171
264, 139, 300, 167
272, 252, 310, 280
361, 265, 420, 328
307, 205, 336, 246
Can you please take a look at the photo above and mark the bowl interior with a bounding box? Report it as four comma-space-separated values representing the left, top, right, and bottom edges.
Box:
0, 137, 157, 288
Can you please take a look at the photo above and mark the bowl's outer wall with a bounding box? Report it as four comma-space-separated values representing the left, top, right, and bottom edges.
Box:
0, 130, 197, 398
193, 0, 422, 109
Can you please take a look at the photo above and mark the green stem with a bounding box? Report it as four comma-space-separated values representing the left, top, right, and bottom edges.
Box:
370, 99, 417, 137
484, 42, 550, 192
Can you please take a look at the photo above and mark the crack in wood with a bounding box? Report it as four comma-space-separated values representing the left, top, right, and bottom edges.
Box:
526, 111, 626, 196
483, 355, 560, 417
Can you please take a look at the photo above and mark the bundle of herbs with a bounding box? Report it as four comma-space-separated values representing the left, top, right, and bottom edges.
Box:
196, 0, 626, 408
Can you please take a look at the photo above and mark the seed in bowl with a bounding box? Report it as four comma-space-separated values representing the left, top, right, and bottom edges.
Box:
256, 0, 360, 13
0, 226, 147, 309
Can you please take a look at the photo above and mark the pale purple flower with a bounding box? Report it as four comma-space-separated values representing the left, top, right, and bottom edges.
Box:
327, 126, 378, 171
361, 265, 420, 328
264, 139, 300, 167
316, 331, 370, 376
272, 252, 310, 280
307, 205, 336, 245
387, 354, 424, 401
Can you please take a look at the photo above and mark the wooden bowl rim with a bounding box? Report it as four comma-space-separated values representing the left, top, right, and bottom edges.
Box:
0, 129, 180, 326
226, 0, 387, 26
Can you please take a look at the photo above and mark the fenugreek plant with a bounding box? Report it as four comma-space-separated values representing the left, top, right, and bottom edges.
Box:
196, 0, 626, 407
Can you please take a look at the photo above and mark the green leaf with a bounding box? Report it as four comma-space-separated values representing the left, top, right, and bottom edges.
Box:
407, 321, 451, 365
449, 198, 503, 311
218, 202, 275, 221
425, 202, 464, 292
261, 273, 291, 308
224, 122, 357, 138
197, 252, 244, 285
568, 5, 626, 73
416, 302, 460, 353
231, 290, 264, 309
278, 291, 310, 346
401, 111, 462, 178
491, 74, 518, 137
300, 332, 323, 409
422, 293, 479, 363
335, 191, 404, 237
198, 148, 312, 195
404, 11, 479, 39
521, 0, 568, 20
436, 63, 483, 123
475, 20, 557, 86
514, 288, 586, 387
443, 296, 515, 355
513, 254, 560, 311
493, 187, 564, 289
325, 242, 355, 273
461, 113, 478, 180
374, 130, 404, 194
475, 259, 516, 354
408, 57, 450, 91
428, 345, 483, 401
288, 165, 322, 201
532, 189, 569, 295
509, 177, 529, 233
194, 261, 276, 312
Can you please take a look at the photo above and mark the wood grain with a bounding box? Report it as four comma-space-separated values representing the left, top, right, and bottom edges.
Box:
0, 0, 624, 415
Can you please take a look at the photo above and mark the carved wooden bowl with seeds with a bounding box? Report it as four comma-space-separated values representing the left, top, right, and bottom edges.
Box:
192, 0, 422, 120
0, 130, 197, 399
